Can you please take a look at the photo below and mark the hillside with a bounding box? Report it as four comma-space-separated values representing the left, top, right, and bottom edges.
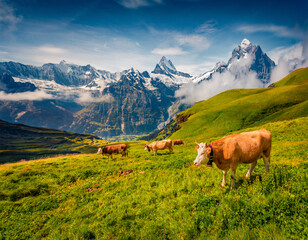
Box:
152, 67, 308, 142
0, 120, 106, 164
0, 68, 307, 239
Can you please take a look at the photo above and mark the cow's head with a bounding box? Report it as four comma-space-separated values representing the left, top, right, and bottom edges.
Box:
97, 148, 102, 154
144, 145, 150, 152
194, 142, 211, 166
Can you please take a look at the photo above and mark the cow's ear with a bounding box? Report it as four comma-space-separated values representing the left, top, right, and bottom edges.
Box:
207, 147, 211, 154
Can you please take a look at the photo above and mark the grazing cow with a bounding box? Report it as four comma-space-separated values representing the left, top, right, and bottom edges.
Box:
194, 129, 271, 189
97, 143, 128, 158
144, 139, 174, 155
173, 139, 185, 145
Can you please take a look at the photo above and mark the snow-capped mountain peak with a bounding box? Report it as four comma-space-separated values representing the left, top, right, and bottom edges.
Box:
194, 39, 275, 84
152, 56, 191, 78
240, 38, 252, 50
214, 61, 227, 71
59, 60, 67, 65
159, 56, 177, 71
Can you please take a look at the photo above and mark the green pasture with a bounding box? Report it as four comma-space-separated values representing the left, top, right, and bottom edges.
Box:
0, 116, 307, 239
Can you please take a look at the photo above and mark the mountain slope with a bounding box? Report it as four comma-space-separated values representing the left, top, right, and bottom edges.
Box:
153, 67, 308, 141
70, 68, 177, 138
0, 120, 104, 163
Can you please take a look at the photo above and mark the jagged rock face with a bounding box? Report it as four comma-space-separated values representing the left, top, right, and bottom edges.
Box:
0, 60, 185, 139
229, 39, 275, 83
70, 70, 176, 138
0, 61, 121, 86
194, 39, 275, 84
152, 56, 191, 78
250, 46, 275, 83
0, 73, 36, 93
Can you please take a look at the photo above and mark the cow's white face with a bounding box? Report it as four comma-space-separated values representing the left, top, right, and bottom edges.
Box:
97, 148, 102, 154
144, 145, 150, 152
194, 143, 209, 166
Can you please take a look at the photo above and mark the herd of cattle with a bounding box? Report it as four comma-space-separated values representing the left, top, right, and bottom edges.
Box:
97, 129, 272, 188
97, 139, 185, 158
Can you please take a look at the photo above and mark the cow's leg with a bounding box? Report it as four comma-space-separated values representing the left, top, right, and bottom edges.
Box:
230, 168, 237, 189
222, 170, 227, 187
262, 154, 270, 173
246, 161, 257, 178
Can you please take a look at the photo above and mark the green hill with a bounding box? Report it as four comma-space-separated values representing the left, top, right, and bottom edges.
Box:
0, 120, 107, 164
0, 68, 307, 239
167, 67, 308, 142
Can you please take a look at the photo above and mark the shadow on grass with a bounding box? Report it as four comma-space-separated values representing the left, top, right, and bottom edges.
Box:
234, 174, 264, 189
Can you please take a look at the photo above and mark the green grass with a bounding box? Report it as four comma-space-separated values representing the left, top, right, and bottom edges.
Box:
0, 120, 108, 164
0, 68, 307, 239
0, 117, 307, 239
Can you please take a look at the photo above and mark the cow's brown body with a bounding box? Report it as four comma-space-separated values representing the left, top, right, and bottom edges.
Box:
145, 139, 173, 155
194, 129, 272, 188
173, 139, 185, 145
97, 143, 128, 158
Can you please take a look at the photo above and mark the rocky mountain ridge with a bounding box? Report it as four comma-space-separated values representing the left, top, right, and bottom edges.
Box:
0, 39, 277, 139
193, 39, 275, 84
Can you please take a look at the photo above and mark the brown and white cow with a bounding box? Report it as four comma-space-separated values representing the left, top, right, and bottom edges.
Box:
173, 139, 185, 145
145, 139, 174, 155
194, 129, 271, 189
97, 143, 128, 158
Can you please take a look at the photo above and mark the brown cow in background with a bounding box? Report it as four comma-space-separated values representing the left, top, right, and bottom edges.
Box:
145, 139, 173, 155
97, 143, 128, 158
173, 139, 185, 145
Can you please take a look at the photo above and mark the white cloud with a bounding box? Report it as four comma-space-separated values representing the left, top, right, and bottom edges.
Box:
176, 55, 263, 105
176, 61, 218, 75
268, 39, 308, 84
116, 0, 163, 9
0, 90, 54, 101
0, 0, 22, 32
196, 20, 217, 34
37, 46, 68, 54
237, 24, 305, 39
76, 91, 114, 104
151, 47, 188, 56
176, 34, 210, 51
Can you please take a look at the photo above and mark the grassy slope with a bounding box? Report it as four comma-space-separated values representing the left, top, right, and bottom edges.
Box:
0, 68, 307, 239
0, 120, 108, 164
172, 67, 308, 142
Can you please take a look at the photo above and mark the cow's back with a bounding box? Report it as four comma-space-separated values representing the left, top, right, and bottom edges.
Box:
233, 129, 271, 163
157, 139, 172, 149
215, 129, 271, 164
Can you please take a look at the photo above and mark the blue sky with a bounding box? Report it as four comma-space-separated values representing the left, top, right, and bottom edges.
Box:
0, 0, 307, 75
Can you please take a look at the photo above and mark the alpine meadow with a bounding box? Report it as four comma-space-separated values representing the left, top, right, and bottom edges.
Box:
1, 0, 308, 239
0, 67, 307, 239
